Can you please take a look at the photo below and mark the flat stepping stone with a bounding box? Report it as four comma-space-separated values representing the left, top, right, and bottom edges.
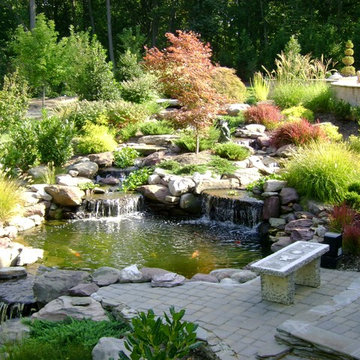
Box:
0, 267, 27, 280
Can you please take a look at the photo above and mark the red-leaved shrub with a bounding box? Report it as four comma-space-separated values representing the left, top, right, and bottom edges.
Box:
330, 204, 360, 232
269, 119, 325, 148
244, 103, 283, 129
343, 224, 360, 255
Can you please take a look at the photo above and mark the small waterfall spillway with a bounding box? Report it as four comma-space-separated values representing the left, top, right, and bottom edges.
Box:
202, 189, 263, 228
78, 193, 144, 218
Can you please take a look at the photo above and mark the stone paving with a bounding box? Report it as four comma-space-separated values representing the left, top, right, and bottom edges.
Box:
96, 269, 360, 360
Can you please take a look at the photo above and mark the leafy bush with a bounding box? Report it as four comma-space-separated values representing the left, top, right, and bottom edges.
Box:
75, 123, 117, 154
118, 123, 141, 141
114, 147, 139, 168
116, 50, 144, 82
0, 172, 24, 222
244, 103, 283, 130
4, 317, 128, 360
120, 307, 201, 360
214, 142, 250, 160
271, 81, 332, 112
211, 66, 247, 103
122, 167, 153, 191
284, 142, 360, 203
270, 119, 325, 148
344, 191, 360, 211
316, 122, 342, 142
251, 72, 270, 102
348, 182, 360, 194
140, 120, 175, 135
281, 105, 314, 122
120, 73, 159, 103
0, 69, 29, 132
37, 115, 75, 166
209, 156, 237, 175
348, 135, 360, 153
176, 127, 220, 152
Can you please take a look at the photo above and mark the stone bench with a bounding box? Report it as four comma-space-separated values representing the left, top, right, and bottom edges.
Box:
250, 241, 329, 305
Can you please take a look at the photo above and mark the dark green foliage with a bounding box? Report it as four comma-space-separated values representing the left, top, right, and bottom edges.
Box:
122, 167, 153, 191
344, 192, 360, 211
37, 115, 75, 166
140, 120, 175, 135
114, 147, 139, 168
4, 317, 129, 360
120, 73, 159, 103
116, 50, 144, 82
214, 142, 250, 161
349, 183, 360, 194
175, 127, 220, 153
120, 307, 201, 360
208, 156, 237, 175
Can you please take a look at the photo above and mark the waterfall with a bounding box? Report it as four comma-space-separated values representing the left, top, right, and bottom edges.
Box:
202, 190, 263, 228
0, 302, 25, 323
79, 193, 144, 218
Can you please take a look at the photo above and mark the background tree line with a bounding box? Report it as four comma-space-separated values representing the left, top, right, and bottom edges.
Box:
1, 0, 360, 82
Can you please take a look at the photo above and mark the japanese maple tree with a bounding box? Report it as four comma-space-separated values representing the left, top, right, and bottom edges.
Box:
144, 31, 226, 153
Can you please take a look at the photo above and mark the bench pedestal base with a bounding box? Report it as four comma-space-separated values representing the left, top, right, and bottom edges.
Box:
295, 258, 321, 287
261, 273, 295, 305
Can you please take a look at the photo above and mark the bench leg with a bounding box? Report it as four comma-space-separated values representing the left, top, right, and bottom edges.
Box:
261, 273, 295, 305
295, 258, 321, 288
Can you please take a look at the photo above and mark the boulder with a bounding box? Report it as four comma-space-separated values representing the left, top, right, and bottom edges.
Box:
0, 274, 36, 305
269, 217, 286, 230
32, 296, 108, 321
190, 273, 219, 283
139, 267, 170, 281
151, 272, 185, 288
226, 103, 250, 116
92, 267, 121, 287
233, 168, 261, 187
290, 229, 314, 242
88, 152, 114, 168
220, 278, 239, 285
127, 144, 167, 156
30, 184, 52, 201
168, 178, 195, 196
138, 135, 180, 147
243, 124, 266, 133
263, 180, 287, 193
7, 216, 35, 232
230, 270, 257, 283
0, 248, 19, 268
279, 187, 299, 205
45, 185, 84, 207
98, 176, 119, 185
179, 193, 202, 214
16, 247, 44, 266
0, 319, 30, 346
3, 226, 18, 239
142, 151, 168, 167
92, 337, 130, 360
271, 237, 294, 252
210, 268, 243, 281
165, 195, 180, 204
33, 269, 90, 304
118, 264, 143, 283
148, 174, 162, 185
56, 174, 93, 187
137, 185, 171, 204
172, 152, 213, 165
0, 267, 27, 280
69, 283, 99, 297
67, 161, 99, 178
275, 144, 296, 157
21, 191, 40, 205
27, 165, 49, 181
307, 200, 333, 216
285, 219, 313, 233
194, 178, 240, 194
23, 203, 46, 217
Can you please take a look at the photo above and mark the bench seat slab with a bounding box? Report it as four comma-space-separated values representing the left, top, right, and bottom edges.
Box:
295, 258, 320, 288
261, 273, 295, 305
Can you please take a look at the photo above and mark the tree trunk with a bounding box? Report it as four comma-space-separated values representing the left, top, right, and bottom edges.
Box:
88, 0, 96, 34
196, 131, 200, 154
106, 0, 115, 67
29, 0, 36, 30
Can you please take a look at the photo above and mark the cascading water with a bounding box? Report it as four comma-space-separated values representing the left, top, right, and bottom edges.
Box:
78, 193, 144, 218
201, 189, 263, 228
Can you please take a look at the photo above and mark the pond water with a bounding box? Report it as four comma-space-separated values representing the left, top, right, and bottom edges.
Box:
18, 213, 267, 278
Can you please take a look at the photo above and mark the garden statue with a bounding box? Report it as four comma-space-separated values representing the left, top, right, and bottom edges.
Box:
217, 119, 231, 142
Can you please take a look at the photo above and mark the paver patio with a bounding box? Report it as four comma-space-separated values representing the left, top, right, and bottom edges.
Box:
97, 269, 360, 359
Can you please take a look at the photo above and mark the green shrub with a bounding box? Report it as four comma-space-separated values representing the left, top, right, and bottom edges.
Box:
121, 307, 201, 360
284, 142, 360, 203
214, 142, 250, 160
211, 66, 247, 102
116, 50, 144, 82
158, 160, 181, 172
341, 40, 355, 77
114, 147, 139, 168
348, 135, 360, 153
37, 115, 75, 166
316, 122, 342, 142
75, 123, 117, 154
0, 172, 24, 222
4, 317, 129, 360
281, 105, 314, 122
140, 120, 175, 135
122, 167, 153, 191
120, 73, 159, 103
0, 69, 29, 132
208, 156, 237, 175
176, 127, 220, 152
271, 81, 332, 112
344, 191, 360, 210
348, 182, 360, 194
118, 123, 141, 141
